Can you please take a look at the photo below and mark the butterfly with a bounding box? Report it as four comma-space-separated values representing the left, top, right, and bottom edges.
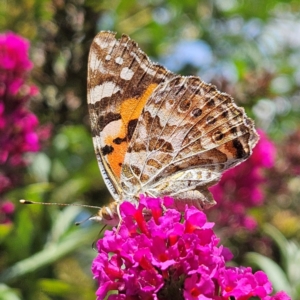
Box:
87, 31, 259, 224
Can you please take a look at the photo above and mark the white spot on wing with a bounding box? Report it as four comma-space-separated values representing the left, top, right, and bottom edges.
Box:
120, 67, 134, 80
105, 55, 111, 61
94, 37, 117, 49
89, 51, 107, 73
115, 57, 123, 64
89, 82, 121, 103
98, 119, 123, 146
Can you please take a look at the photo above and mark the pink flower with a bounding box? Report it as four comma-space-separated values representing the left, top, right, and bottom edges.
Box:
218, 268, 272, 299
0, 32, 40, 166
0, 32, 33, 73
0, 201, 15, 224
92, 196, 290, 300
0, 32, 50, 223
265, 291, 292, 300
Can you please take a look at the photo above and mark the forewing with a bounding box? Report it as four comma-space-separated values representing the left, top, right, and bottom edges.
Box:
87, 31, 175, 200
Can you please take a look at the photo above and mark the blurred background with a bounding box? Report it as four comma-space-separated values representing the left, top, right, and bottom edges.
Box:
0, 0, 300, 299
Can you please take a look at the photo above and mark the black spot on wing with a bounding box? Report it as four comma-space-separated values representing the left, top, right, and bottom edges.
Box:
222, 110, 229, 118
111, 118, 139, 146
192, 108, 202, 117
207, 99, 215, 107
127, 119, 138, 140
102, 145, 114, 155
206, 116, 216, 125
113, 137, 124, 144
213, 131, 224, 142
233, 139, 246, 158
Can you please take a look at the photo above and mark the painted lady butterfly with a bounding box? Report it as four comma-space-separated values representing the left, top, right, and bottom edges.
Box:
87, 31, 259, 224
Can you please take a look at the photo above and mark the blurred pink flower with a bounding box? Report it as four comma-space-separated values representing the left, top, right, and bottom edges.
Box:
0, 32, 49, 223
0, 201, 15, 224
208, 129, 276, 232
0, 32, 33, 73
284, 129, 300, 176
92, 196, 289, 300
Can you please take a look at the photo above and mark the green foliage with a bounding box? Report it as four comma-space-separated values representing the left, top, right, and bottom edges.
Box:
1, 201, 99, 298
0, 284, 21, 300
0, 207, 99, 283
0, 125, 105, 298
246, 225, 300, 298
0, 0, 53, 38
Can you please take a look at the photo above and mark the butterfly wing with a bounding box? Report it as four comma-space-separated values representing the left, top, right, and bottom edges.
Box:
87, 31, 175, 201
120, 76, 259, 209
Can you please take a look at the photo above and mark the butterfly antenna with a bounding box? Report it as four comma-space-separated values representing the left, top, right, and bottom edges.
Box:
75, 214, 94, 226
20, 199, 102, 210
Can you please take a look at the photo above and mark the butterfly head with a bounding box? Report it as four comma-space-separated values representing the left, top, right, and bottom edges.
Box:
89, 201, 120, 226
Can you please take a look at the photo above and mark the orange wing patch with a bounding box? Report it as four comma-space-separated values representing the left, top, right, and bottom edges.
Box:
105, 83, 158, 179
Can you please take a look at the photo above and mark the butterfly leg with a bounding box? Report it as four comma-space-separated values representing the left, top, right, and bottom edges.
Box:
115, 202, 124, 233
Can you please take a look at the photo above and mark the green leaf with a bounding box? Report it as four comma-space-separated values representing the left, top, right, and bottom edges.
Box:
37, 279, 95, 299
47, 206, 83, 243
0, 284, 21, 300
263, 224, 289, 269
28, 152, 52, 182
49, 177, 91, 204
0, 219, 100, 283
0, 224, 13, 243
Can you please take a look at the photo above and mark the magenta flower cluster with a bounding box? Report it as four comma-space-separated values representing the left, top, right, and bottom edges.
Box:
209, 129, 276, 231
0, 32, 48, 223
92, 196, 289, 300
